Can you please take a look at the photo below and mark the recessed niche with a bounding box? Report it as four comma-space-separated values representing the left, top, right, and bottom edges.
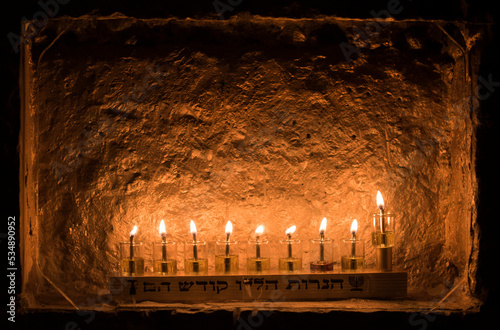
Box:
20, 16, 483, 312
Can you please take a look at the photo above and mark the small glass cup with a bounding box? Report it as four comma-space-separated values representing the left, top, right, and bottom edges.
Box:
340, 238, 365, 272
215, 240, 239, 274
184, 240, 208, 275
246, 239, 270, 274
372, 212, 395, 248
152, 241, 177, 275
309, 238, 334, 272
120, 242, 145, 276
279, 239, 302, 273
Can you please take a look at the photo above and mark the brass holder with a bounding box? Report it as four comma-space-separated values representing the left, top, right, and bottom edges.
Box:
376, 247, 392, 272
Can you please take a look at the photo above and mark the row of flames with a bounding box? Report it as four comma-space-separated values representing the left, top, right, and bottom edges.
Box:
127, 191, 386, 242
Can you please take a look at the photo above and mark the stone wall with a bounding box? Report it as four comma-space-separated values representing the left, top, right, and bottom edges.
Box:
22, 16, 481, 305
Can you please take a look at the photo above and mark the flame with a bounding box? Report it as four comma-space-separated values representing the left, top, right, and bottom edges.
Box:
255, 225, 264, 236
376, 191, 385, 209
190, 220, 197, 235
225, 221, 233, 236
129, 225, 138, 237
159, 220, 166, 236
351, 219, 358, 235
286, 225, 296, 236
319, 218, 327, 235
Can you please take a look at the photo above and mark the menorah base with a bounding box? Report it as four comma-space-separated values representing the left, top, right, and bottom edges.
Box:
109, 271, 407, 303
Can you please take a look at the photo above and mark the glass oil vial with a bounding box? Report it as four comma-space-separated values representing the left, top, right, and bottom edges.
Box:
184, 240, 208, 275
215, 240, 239, 274
120, 242, 145, 276
153, 241, 177, 275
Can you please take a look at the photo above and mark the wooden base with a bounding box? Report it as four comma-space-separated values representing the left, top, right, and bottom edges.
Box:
109, 271, 407, 303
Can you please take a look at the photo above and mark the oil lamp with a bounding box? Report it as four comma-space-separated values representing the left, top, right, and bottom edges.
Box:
215, 221, 239, 274
373, 191, 395, 271
341, 219, 365, 272
152, 220, 177, 275
310, 218, 334, 272
184, 220, 208, 275
279, 225, 302, 272
246, 225, 270, 273
119, 225, 144, 276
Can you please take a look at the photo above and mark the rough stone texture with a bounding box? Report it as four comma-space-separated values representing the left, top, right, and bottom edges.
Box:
22, 16, 481, 306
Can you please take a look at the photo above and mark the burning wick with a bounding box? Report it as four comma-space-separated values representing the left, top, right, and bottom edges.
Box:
129, 225, 138, 258
377, 191, 385, 233
190, 220, 198, 261
224, 221, 233, 272
350, 219, 358, 256
159, 220, 167, 261
190, 220, 200, 273
319, 218, 327, 262
255, 225, 264, 271
286, 226, 296, 271
376, 191, 388, 247
225, 221, 232, 256
255, 225, 264, 258
129, 225, 138, 275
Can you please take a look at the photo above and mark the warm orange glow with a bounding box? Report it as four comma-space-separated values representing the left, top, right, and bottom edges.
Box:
225, 221, 233, 236
255, 225, 264, 236
159, 220, 166, 236
129, 225, 138, 237
286, 225, 296, 236
319, 218, 327, 235
376, 191, 385, 209
190, 220, 197, 235
351, 219, 358, 235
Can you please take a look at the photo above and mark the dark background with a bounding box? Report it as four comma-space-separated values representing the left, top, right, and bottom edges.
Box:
1, 1, 498, 329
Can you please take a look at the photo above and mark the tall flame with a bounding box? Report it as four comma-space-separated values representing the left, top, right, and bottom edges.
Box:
351, 219, 358, 235
286, 225, 296, 236
225, 221, 233, 236
129, 225, 138, 237
376, 191, 385, 209
319, 218, 327, 235
190, 220, 197, 235
159, 220, 166, 236
255, 225, 264, 236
